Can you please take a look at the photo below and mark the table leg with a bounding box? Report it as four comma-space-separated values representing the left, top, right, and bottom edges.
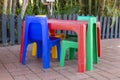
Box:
77, 26, 86, 72
49, 29, 55, 36
97, 23, 101, 57
20, 22, 25, 63
93, 25, 98, 63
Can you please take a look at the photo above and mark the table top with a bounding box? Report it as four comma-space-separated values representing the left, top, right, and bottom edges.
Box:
48, 19, 88, 31
48, 19, 100, 30
48, 19, 88, 24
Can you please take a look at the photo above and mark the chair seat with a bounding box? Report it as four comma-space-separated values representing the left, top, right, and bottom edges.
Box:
50, 37, 60, 47
64, 37, 77, 42
50, 37, 60, 41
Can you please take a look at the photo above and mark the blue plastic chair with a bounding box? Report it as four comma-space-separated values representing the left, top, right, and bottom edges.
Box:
22, 16, 61, 69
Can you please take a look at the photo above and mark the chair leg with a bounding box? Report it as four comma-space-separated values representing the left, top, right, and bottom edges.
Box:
20, 40, 24, 63
20, 22, 25, 63
42, 46, 50, 69
51, 46, 58, 59
56, 42, 61, 61
59, 42, 67, 67
93, 26, 98, 64
86, 27, 93, 71
68, 48, 75, 60
32, 43, 36, 56
36, 42, 42, 58
22, 43, 28, 65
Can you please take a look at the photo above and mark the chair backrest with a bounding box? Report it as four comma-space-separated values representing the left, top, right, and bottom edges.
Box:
25, 16, 48, 41
77, 16, 96, 22
77, 16, 96, 25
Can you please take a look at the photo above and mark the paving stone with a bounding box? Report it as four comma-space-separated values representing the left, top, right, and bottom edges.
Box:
37, 71, 64, 80
81, 78, 97, 80
4, 63, 29, 72
0, 72, 14, 80
0, 63, 14, 80
67, 73, 90, 80
96, 70, 117, 79
11, 70, 33, 76
25, 73, 42, 80
14, 75, 28, 80
86, 71, 109, 80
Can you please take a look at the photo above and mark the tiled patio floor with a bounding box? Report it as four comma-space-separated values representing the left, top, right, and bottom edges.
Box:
0, 39, 120, 80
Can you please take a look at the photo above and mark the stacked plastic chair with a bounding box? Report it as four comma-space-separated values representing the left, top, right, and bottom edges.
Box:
77, 16, 101, 59
59, 16, 101, 71
31, 15, 65, 59
20, 16, 61, 69
32, 33, 64, 58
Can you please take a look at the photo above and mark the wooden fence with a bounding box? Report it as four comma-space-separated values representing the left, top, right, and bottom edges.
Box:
0, 14, 120, 46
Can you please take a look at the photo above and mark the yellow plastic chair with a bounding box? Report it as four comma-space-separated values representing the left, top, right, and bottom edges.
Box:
51, 34, 64, 58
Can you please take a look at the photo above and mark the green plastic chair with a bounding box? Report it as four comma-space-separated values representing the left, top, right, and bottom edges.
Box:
59, 16, 98, 71
78, 16, 98, 65
67, 16, 98, 63
68, 16, 98, 63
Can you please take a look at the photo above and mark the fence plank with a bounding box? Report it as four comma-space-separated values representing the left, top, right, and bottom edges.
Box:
72, 14, 77, 35
56, 14, 62, 19
1, 14, 120, 45
51, 15, 55, 19
100, 16, 103, 39
2, 14, 7, 45
63, 14, 67, 20
0, 16, 1, 41
68, 14, 72, 35
102, 17, 107, 39
106, 17, 110, 39
68, 14, 72, 20
119, 17, 120, 38
96, 16, 98, 21
115, 17, 118, 38
110, 17, 115, 39
56, 14, 62, 34
17, 14, 22, 44
10, 14, 15, 45
63, 14, 68, 36
72, 14, 77, 20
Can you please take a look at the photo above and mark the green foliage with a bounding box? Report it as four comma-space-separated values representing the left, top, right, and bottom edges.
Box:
103, 0, 120, 16
25, 0, 46, 15
52, 0, 81, 15
0, 1, 3, 15
101, 0, 120, 27
0, 0, 120, 17
61, 5, 80, 15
